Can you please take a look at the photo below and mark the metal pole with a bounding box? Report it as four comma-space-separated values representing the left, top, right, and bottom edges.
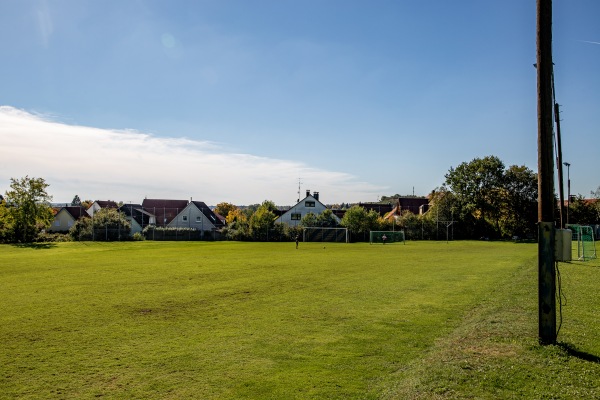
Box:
563, 162, 570, 226
537, 0, 557, 345
555, 103, 566, 229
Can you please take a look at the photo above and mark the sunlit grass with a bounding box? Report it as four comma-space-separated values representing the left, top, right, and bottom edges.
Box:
1, 241, 598, 399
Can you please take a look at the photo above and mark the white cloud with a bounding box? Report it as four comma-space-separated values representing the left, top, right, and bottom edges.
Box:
0, 106, 383, 205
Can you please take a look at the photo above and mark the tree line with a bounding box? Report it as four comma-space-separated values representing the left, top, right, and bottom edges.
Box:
1, 156, 599, 243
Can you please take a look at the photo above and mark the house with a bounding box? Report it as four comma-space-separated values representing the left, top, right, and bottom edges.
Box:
49, 206, 88, 232
275, 190, 341, 227
361, 197, 430, 218
142, 199, 189, 227
119, 204, 156, 234
381, 197, 431, 220
359, 202, 395, 217
87, 200, 119, 217
167, 201, 225, 233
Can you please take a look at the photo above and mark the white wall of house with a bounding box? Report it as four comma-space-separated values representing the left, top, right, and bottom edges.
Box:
275, 194, 339, 227
167, 203, 217, 231
49, 209, 76, 232
86, 202, 101, 217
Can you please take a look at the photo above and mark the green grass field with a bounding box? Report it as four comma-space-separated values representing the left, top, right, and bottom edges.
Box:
1, 241, 599, 399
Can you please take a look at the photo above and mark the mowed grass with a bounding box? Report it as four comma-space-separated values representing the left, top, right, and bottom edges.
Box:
0, 241, 599, 399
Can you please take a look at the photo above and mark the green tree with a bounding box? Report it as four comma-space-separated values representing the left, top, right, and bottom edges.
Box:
0, 199, 15, 243
300, 212, 319, 227
445, 156, 507, 238
340, 205, 367, 236
499, 165, 537, 237
340, 206, 380, 241
70, 207, 130, 241
317, 209, 338, 227
568, 195, 599, 225
260, 200, 278, 213
445, 156, 505, 232
71, 195, 82, 206
4, 176, 54, 243
249, 203, 276, 241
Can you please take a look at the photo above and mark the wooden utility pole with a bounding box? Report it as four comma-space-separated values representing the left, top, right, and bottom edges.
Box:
537, 0, 557, 344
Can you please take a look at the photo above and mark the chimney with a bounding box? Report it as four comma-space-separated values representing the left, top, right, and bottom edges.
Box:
306, 189, 311, 197
313, 191, 319, 201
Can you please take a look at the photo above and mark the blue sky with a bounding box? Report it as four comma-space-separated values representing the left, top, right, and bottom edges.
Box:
1, 1, 599, 205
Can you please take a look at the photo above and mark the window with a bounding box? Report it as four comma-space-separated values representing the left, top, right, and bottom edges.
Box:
305, 201, 315, 207
196, 216, 202, 222
182, 215, 188, 221
291, 213, 301, 220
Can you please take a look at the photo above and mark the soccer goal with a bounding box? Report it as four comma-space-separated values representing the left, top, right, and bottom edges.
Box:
370, 231, 405, 244
570, 225, 597, 261
303, 227, 348, 243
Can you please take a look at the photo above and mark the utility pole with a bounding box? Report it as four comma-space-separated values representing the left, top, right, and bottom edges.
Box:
555, 103, 566, 229
563, 162, 571, 225
537, 0, 557, 345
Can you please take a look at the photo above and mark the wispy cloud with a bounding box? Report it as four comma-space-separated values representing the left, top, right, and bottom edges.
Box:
35, 0, 53, 48
0, 106, 383, 205
579, 40, 600, 46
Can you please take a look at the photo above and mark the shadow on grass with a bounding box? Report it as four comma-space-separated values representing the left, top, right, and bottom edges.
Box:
559, 342, 600, 364
12, 243, 57, 250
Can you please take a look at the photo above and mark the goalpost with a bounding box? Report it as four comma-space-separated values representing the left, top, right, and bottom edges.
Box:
302, 227, 348, 243
370, 231, 405, 244
570, 225, 597, 261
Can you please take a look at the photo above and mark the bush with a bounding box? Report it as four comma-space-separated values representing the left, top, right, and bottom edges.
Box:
35, 232, 72, 243
142, 226, 202, 241
132, 232, 145, 241
70, 208, 131, 241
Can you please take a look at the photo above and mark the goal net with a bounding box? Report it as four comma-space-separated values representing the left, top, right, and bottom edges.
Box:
302, 227, 348, 243
570, 225, 597, 261
370, 231, 405, 244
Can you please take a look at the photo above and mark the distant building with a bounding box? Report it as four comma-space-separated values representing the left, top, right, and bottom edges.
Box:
142, 199, 189, 227
276, 190, 341, 227
86, 200, 119, 217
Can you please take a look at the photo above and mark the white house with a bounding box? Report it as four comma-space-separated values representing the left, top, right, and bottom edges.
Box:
86, 200, 118, 217
167, 201, 225, 233
49, 206, 88, 232
275, 190, 341, 227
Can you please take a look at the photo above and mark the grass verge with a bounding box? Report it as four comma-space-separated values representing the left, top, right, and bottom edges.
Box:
385, 250, 600, 399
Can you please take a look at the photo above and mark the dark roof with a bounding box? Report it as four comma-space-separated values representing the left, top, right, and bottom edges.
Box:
119, 204, 153, 226
94, 200, 118, 208
119, 204, 144, 216
191, 201, 225, 227
60, 206, 89, 220
396, 197, 429, 214
360, 197, 429, 216
142, 199, 189, 226
359, 203, 395, 216
332, 209, 346, 219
